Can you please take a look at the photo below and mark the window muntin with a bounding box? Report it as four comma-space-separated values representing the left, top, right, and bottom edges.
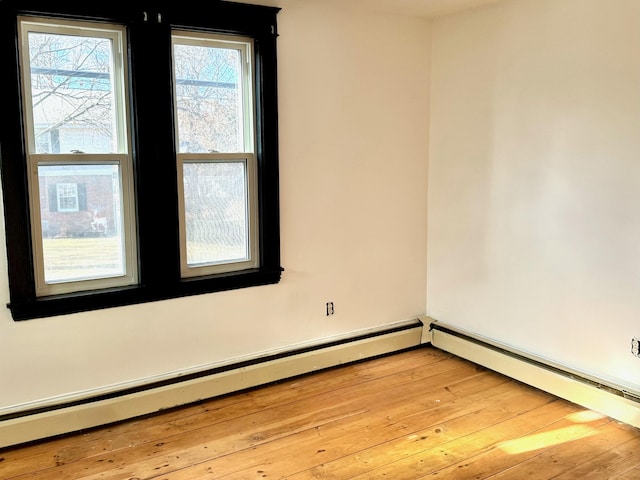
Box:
19, 18, 137, 296
172, 33, 258, 277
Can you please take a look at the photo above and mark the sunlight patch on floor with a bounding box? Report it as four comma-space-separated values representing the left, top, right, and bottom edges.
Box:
565, 410, 607, 423
497, 410, 605, 455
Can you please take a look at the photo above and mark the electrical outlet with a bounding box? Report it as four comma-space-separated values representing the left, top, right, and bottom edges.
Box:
632, 337, 640, 358
326, 301, 334, 316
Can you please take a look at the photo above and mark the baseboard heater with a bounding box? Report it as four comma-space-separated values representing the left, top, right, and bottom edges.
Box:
425, 317, 640, 429
0, 319, 424, 449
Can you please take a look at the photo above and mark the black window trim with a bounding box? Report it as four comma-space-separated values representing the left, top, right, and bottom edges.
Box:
0, 1, 283, 321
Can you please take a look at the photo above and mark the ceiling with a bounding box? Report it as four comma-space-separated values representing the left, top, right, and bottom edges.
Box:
227, 0, 505, 18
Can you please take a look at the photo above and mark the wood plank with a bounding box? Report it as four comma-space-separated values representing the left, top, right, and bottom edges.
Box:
408, 412, 611, 479
481, 419, 637, 479
2, 348, 468, 479
612, 466, 640, 480
303, 396, 578, 480
0, 347, 443, 477
64, 361, 486, 480
133, 371, 515, 479
529, 424, 640, 480
0, 346, 638, 480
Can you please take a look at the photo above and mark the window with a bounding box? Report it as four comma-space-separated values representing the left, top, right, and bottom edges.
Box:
0, 4, 282, 320
172, 33, 258, 277
19, 18, 136, 297
56, 184, 79, 213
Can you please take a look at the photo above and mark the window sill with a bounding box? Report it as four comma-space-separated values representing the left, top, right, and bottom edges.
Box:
8, 268, 283, 321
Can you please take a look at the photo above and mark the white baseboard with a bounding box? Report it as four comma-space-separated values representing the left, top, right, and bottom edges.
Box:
424, 317, 640, 429
0, 319, 424, 449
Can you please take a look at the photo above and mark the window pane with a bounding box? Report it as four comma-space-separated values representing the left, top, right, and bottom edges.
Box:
174, 43, 244, 153
183, 162, 249, 266
38, 164, 125, 283
27, 31, 118, 154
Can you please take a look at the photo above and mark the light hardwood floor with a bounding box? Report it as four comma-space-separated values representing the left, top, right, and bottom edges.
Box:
2, 346, 640, 479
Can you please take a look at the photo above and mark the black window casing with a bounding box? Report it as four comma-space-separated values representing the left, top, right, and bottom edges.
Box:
0, 1, 282, 320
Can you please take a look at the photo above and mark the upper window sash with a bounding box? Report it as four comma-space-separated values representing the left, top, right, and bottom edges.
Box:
18, 17, 130, 155
171, 32, 255, 155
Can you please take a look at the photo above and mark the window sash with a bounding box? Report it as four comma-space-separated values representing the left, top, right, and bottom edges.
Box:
28, 154, 138, 296
18, 17, 129, 155
171, 32, 254, 155
177, 153, 259, 277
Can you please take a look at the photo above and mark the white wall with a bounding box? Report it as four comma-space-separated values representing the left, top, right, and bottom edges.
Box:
428, 0, 640, 391
0, 1, 430, 411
